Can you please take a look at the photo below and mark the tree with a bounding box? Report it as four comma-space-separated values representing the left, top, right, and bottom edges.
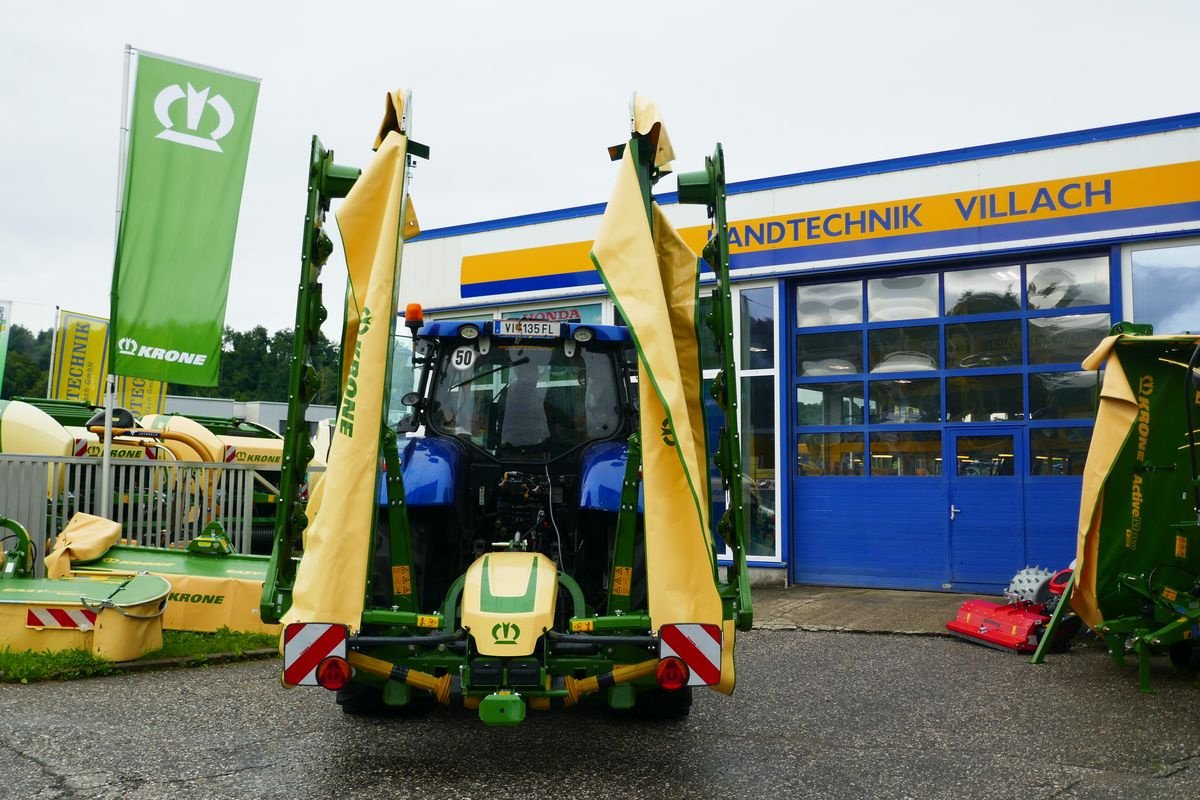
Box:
1, 325, 52, 400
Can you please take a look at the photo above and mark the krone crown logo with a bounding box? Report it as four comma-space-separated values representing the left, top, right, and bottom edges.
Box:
154, 82, 235, 153
117, 337, 139, 355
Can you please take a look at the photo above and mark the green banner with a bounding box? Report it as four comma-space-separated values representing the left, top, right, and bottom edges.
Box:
0, 299, 11, 396
109, 51, 260, 386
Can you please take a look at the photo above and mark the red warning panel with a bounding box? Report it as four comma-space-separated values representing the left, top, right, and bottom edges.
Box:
282, 623, 348, 687
26, 608, 98, 630
659, 622, 722, 686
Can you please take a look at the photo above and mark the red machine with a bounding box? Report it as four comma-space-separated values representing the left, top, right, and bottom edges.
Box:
946, 567, 1076, 653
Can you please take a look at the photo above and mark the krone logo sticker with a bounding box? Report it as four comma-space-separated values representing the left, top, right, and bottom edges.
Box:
154, 82, 236, 152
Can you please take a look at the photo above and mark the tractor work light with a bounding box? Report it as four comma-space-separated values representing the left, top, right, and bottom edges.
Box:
459, 324, 480, 340
655, 656, 689, 691
316, 656, 352, 691
572, 327, 594, 343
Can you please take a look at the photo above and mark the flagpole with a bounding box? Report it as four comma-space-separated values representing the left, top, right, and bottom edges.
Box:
45, 305, 59, 398
102, 45, 134, 518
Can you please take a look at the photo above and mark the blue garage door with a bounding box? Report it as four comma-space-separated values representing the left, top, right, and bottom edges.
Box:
790, 255, 1109, 592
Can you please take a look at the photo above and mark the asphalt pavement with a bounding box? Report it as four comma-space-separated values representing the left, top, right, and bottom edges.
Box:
751, 584, 984, 635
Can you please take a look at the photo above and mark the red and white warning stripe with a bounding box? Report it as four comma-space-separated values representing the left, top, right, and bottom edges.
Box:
282, 623, 348, 687
223, 445, 237, 463
73, 438, 89, 458
659, 622, 722, 686
26, 608, 97, 631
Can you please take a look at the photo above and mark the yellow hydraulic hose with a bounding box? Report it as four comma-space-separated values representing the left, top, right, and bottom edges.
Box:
562, 658, 658, 707
347, 651, 453, 704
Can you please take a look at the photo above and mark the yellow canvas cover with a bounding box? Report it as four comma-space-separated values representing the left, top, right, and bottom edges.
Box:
284, 90, 413, 630
44, 513, 121, 578
589, 99, 722, 636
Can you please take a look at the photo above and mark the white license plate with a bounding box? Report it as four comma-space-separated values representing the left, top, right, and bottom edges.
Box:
497, 320, 560, 338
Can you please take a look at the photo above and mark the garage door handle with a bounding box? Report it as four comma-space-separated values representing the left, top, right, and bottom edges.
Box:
950, 504, 961, 520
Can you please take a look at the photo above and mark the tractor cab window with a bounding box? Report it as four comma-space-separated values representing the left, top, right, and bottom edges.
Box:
429, 341, 622, 460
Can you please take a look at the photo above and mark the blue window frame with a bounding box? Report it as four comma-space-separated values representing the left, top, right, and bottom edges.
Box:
792, 254, 1111, 478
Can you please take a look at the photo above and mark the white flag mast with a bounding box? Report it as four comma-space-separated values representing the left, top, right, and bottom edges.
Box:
101, 44, 135, 518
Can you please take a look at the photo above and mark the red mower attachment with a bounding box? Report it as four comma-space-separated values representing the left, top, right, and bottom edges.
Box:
946, 566, 1079, 654
946, 598, 1050, 653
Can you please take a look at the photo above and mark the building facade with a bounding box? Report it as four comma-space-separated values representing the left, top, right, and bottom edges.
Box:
401, 113, 1200, 593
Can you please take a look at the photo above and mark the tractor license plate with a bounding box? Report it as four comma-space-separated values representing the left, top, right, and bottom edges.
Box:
497, 320, 560, 338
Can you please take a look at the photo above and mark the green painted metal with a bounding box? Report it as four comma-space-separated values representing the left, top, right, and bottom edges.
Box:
379, 429, 418, 611
0, 516, 33, 579
74, 544, 268, 580
479, 692, 526, 726
260, 137, 360, 624
607, 432, 641, 615
677, 144, 754, 631
571, 612, 651, 633
1030, 573, 1075, 665
1073, 334, 1200, 690
0, 572, 170, 606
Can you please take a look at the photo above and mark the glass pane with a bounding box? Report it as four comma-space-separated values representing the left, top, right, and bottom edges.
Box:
868, 326, 939, 373
1030, 371, 1100, 420
697, 295, 720, 370
944, 266, 1021, 316
797, 382, 864, 426
954, 434, 1015, 476
797, 330, 862, 376
742, 376, 776, 557
1030, 426, 1092, 476
1026, 257, 1109, 310
868, 378, 941, 424
502, 303, 603, 324
1028, 313, 1110, 365
867, 273, 938, 321
797, 432, 864, 476
740, 287, 775, 370
869, 431, 941, 476
947, 374, 1024, 422
945, 319, 1021, 369
1131, 244, 1200, 334
796, 281, 862, 327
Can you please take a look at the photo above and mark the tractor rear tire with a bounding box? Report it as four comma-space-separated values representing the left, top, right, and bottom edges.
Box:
1169, 640, 1200, 672
337, 683, 387, 716
636, 686, 693, 719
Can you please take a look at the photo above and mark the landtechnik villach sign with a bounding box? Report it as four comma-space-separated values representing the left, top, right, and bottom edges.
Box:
457, 158, 1200, 299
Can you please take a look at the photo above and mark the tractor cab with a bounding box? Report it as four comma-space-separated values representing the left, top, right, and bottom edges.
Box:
401, 319, 634, 463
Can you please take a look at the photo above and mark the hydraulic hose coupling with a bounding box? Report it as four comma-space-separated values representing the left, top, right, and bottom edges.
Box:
347, 652, 453, 705
561, 659, 659, 707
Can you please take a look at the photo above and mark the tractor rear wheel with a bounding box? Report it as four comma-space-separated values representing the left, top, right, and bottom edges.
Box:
635, 686, 693, 719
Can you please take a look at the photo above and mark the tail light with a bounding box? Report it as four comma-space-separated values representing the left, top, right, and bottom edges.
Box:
655, 656, 689, 691
316, 656, 352, 691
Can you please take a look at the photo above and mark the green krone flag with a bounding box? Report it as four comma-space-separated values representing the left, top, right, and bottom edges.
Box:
109, 52, 260, 386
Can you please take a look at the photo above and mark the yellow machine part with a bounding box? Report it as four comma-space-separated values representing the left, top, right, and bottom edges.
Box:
217, 434, 283, 467
461, 552, 558, 657
0, 399, 73, 495
142, 414, 224, 463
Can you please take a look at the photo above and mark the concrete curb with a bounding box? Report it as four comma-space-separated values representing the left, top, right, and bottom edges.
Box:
112, 648, 279, 673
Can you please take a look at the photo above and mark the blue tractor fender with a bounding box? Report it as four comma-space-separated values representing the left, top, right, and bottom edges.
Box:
378, 436, 460, 506
578, 440, 643, 513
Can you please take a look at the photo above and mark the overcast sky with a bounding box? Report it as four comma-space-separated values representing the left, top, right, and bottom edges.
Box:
3, 1, 1198, 337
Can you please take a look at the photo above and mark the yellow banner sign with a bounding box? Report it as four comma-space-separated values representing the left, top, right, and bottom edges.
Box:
50, 310, 108, 405
50, 310, 166, 414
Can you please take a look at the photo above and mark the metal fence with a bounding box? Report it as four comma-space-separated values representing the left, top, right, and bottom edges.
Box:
0, 454, 261, 577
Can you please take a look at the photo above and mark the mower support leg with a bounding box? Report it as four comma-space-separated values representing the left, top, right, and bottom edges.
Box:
1031, 574, 1074, 665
